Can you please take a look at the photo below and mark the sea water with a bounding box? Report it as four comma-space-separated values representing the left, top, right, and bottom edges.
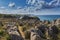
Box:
37, 15, 60, 21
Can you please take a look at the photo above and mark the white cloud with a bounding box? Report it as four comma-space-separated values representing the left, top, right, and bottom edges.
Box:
26, 0, 45, 6
0, 7, 60, 15
0, 6, 5, 9
17, 7, 22, 9
26, 0, 36, 5
8, 2, 15, 7
26, 0, 45, 12
26, 0, 60, 9
49, 0, 60, 7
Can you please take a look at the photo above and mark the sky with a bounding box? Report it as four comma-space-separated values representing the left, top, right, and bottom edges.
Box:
0, 0, 60, 15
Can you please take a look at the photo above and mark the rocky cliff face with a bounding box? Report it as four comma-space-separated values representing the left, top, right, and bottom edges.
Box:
20, 15, 40, 20
18, 15, 40, 27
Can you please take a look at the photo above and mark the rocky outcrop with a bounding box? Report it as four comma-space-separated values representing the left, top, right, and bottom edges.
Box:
19, 15, 40, 20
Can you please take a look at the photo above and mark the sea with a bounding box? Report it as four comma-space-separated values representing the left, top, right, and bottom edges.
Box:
36, 15, 60, 21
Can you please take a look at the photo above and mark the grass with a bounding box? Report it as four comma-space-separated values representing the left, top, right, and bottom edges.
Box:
0, 26, 11, 40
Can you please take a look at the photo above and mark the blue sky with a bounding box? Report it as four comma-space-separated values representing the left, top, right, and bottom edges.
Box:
0, 0, 60, 15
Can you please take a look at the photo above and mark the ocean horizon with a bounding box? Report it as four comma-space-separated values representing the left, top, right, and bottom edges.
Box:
36, 15, 60, 21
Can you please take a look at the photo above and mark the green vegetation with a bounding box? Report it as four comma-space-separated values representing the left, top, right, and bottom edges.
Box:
0, 14, 60, 40
0, 25, 11, 40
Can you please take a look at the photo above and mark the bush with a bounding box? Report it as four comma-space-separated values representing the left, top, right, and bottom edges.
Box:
25, 31, 31, 39
0, 30, 4, 36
